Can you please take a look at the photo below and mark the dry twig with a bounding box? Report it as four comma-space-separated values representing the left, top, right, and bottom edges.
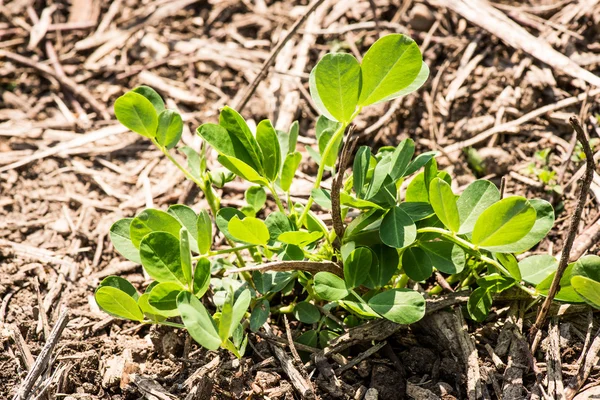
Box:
530, 116, 595, 343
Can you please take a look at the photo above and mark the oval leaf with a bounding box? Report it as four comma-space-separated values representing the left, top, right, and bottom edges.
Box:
429, 177, 459, 232
148, 282, 182, 318
177, 291, 221, 350
130, 209, 182, 249
139, 232, 186, 286
358, 34, 425, 106
571, 276, 600, 308
294, 301, 321, 324
314, 272, 349, 301
364, 244, 397, 289
256, 120, 281, 182
193, 257, 211, 297
98, 276, 139, 300
309, 53, 361, 123
471, 197, 536, 249
109, 218, 141, 264
402, 247, 433, 281
518, 254, 557, 286
114, 91, 158, 138
196, 209, 212, 255
250, 298, 270, 332
228, 216, 270, 246
133, 86, 165, 113
95, 286, 144, 321
156, 109, 183, 149
278, 231, 323, 247
344, 247, 373, 289
367, 289, 426, 324
456, 180, 500, 234
379, 206, 417, 249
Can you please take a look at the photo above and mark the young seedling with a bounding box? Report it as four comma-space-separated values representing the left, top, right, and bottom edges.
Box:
95, 33, 597, 357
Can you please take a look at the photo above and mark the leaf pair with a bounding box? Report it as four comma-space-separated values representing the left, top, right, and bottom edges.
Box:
114, 86, 183, 149
310, 34, 429, 123
198, 107, 290, 186
176, 289, 250, 354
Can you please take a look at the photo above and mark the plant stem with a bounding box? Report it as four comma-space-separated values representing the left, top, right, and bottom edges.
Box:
350, 289, 368, 305
298, 108, 362, 226
267, 182, 286, 212
416, 227, 537, 296
208, 244, 257, 256
145, 320, 186, 329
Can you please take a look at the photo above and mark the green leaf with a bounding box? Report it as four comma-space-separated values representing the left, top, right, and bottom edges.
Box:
139, 232, 186, 286
177, 291, 221, 350
216, 208, 246, 242
571, 255, 600, 281
297, 330, 319, 348
167, 205, 199, 253
471, 197, 537, 250
98, 276, 139, 301
314, 272, 349, 301
353, 146, 371, 198
219, 297, 233, 343
317, 127, 342, 168
403, 151, 437, 177
288, 121, 299, 154
197, 123, 259, 171
180, 145, 203, 181
367, 289, 426, 324
265, 212, 294, 243
132, 86, 165, 113
311, 188, 332, 210
419, 241, 465, 274
364, 175, 397, 208
340, 193, 383, 210
217, 154, 268, 185
228, 216, 269, 245
476, 274, 515, 293
95, 286, 144, 321
456, 180, 500, 234
130, 209, 181, 249
309, 53, 361, 123
429, 177, 459, 232
402, 247, 433, 281
536, 263, 583, 303
344, 247, 373, 289
571, 276, 600, 309
379, 207, 417, 249
193, 257, 211, 297
219, 106, 264, 174
397, 202, 433, 222
148, 282, 182, 318
250, 298, 270, 332
496, 253, 521, 281
281, 244, 304, 261
294, 301, 321, 324
358, 34, 425, 106
180, 228, 193, 285
388, 139, 415, 181
518, 254, 557, 286
254, 271, 295, 295
486, 199, 555, 253
467, 287, 492, 322
245, 186, 267, 211
280, 151, 302, 192
256, 120, 281, 181
114, 91, 158, 138
405, 172, 428, 203
278, 231, 322, 247
196, 210, 212, 255
155, 109, 183, 149
364, 244, 397, 289
137, 294, 165, 322
109, 218, 141, 264
224, 289, 251, 339
339, 300, 380, 318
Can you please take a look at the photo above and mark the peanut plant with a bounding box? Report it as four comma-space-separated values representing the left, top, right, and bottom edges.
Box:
94, 34, 600, 357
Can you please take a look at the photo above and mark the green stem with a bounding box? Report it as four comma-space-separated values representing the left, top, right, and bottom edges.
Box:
207, 244, 257, 256
297, 108, 362, 227
145, 320, 186, 329
417, 227, 537, 297
267, 183, 286, 212
350, 289, 368, 305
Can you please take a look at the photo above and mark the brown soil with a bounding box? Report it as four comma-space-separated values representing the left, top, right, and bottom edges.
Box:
1, 0, 600, 399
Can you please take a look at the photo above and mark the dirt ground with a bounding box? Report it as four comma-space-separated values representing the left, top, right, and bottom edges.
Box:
2, 0, 600, 399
